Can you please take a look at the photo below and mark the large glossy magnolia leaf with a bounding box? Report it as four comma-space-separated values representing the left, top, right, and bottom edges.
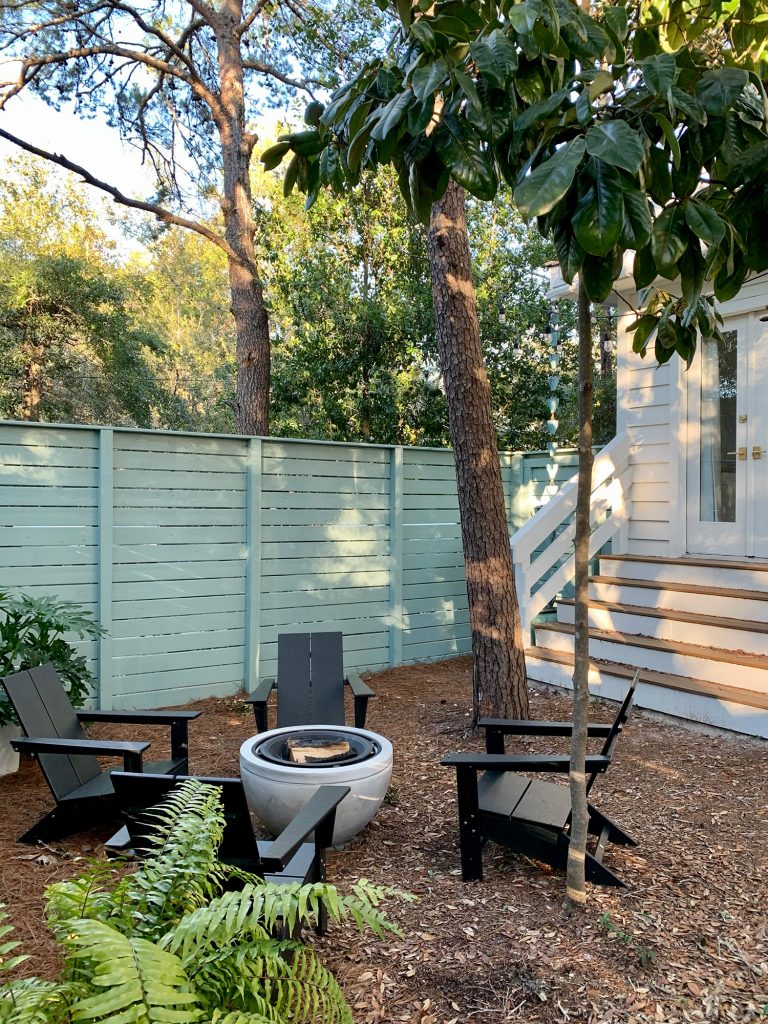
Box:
685, 200, 725, 246
411, 60, 448, 102
695, 68, 748, 116
552, 224, 585, 284
514, 138, 586, 219
571, 161, 624, 256
580, 252, 616, 302
370, 93, 412, 142
620, 188, 652, 250
651, 204, 688, 276
585, 121, 645, 173
469, 30, 518, 88
642, 53, 678, 99
434, 114, 498, 200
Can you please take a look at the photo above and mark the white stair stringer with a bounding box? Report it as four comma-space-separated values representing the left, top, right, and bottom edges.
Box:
528, 554, 768, 739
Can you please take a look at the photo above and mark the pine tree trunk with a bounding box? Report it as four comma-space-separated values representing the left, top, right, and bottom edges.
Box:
216, 15, 270, 437
566, 278, 594, 906
427, 180, 529, 721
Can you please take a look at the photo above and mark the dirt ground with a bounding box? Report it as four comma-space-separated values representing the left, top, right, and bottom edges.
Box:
1, 656, 766, 1024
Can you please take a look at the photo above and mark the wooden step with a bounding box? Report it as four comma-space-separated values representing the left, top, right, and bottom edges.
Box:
599, 553, 768, 573
557, 598, 768, 655
526, 645, 768, 712
537, 621, 768, 668
535, 621, 768, 690
590, 575, 768, 604
597, 554, 768, 590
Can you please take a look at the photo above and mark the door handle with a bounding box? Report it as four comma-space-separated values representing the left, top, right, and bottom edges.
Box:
726, 448, 748, 460
753, 446, 764, 460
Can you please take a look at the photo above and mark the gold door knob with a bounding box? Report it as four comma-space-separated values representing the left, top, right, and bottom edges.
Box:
727, 448, 748, 460
753, 446, 764, 460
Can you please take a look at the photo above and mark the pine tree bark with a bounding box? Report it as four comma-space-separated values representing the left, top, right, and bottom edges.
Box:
215, 5, 270, 436
427, 180, 529, 721
566, 278, 594, 906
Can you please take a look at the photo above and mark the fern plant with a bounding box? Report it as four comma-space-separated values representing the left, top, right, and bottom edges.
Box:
4, 780, 410, 1024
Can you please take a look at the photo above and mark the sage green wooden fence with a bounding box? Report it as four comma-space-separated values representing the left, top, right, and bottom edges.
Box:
0, 421, 579, 709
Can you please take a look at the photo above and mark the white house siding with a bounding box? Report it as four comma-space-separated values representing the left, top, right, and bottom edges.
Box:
551, 261, 768, 560
616, 313, 686, 557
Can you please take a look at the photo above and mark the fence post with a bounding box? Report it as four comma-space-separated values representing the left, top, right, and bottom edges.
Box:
244, 437, 263, 692
97, 428, 114, 709
389, 446, 404, 667
507, 452, 528, 531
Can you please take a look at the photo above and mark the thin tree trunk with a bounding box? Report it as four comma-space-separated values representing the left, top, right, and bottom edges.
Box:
217, 11, 270, 436
427, 179, 529, 721
566, 278, 594, 906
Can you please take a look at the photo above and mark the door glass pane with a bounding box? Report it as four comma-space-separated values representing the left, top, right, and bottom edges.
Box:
700, 330, 737, 523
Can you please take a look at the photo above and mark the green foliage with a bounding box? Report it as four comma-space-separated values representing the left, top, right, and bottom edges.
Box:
274, 0, 768, 368
0, 592, 103, 727
5, 781, 407, 1024
0, 158, 172, 427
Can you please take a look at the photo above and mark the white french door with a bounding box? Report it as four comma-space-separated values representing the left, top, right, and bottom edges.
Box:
686, 314, 768, 558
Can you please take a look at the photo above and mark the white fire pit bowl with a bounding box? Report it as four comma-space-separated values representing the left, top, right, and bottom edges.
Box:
239, 725, 393, 846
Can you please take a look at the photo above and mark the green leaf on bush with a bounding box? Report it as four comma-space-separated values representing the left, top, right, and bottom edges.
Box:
572, 161, 624, 256
585, 121, 645, 173
260, 142, 290, 171
469, 30, 518, 87
434, 114, 498, 200
514, 138, 586, 219
652, 204, 688, 276
685, 201, 725, 246
695, 68, 748, 116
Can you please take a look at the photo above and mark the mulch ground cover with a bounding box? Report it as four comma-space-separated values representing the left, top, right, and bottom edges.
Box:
1, 656, 766, 1023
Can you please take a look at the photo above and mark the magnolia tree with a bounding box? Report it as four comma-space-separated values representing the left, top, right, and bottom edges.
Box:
269, 0, 768, 899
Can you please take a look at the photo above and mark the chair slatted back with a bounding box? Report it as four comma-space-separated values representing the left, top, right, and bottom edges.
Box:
2, 664, 100, 800
586, 671, 640, 795
277, 633, 312, 726
276, 631, 346, 727
309, 632, 345, 725
110, 772, 263, 870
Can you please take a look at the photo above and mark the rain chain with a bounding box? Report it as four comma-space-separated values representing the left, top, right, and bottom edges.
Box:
545, 307, 561, 497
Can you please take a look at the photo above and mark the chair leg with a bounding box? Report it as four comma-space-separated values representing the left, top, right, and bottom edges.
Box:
353, 695, 370, 730
587, 804, 637, 847
455, 766, 483, 882
253, 704, 268, 733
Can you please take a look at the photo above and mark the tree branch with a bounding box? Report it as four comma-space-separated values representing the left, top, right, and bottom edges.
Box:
0, 126, 246, 269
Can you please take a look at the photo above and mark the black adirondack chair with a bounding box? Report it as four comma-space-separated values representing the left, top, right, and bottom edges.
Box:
245, 631, 374, 732
441, 673, 640, 887
104, 772, 348, 934
2, 663, 200, 844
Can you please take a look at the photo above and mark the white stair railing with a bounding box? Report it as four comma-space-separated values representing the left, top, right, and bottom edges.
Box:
511, 431, 633, 646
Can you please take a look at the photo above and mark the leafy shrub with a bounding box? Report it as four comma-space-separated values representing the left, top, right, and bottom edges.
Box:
1, 780, 410, 1023
0, 593, 104, 726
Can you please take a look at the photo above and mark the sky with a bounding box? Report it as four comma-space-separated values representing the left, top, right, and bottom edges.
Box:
0, 92, 156, 197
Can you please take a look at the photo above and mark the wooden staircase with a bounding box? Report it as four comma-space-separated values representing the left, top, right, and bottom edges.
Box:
525, 554, 768, 739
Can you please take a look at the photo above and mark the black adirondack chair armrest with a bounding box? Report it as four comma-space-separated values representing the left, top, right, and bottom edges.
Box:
441, 752, 612, 773
76, 710, 201, 724
76, 710, 199, 762
345, 672, 374, 698
245, 677, 276, 732
12, 736, 150, 773
478, 718, 613, 737
259, 785, 350, 872
245, 677, 276, 704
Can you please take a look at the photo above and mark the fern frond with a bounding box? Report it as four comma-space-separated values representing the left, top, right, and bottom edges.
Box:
112, 780, 231, 938
210, 1012, 282, 1024
0, 977, 75, 1024
66, 918, 202, 1024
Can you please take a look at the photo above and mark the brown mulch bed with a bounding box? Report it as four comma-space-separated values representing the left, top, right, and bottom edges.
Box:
1, 656, 767, 1023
